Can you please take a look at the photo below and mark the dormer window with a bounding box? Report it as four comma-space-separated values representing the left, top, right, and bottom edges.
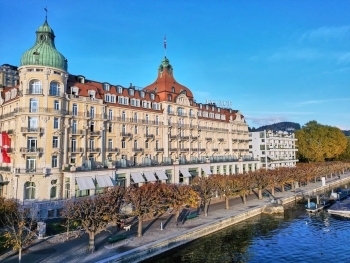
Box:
103, 83, 110, 91
117, 86, 123, 93
78, 76, 85, 84
218, 108, 220, 112
199, 104, 202, 109
150, 93, 155, 100
206, 105, 209, 110
128, 89, 134, 96
71, 87, 79, 98
140, 91, 145, 98
212, 106, 215, 111
88, 90, 96, 100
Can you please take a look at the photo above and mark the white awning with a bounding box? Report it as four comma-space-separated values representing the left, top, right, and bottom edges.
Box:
143, 171, 157, 182
130, 172, 145, 183
96, 175, 114, 187
179, 168, 192, 178
76, 177, 95, 190
155, 170, 168, 180
268, 155, 276, 160
202, 166, 212, 175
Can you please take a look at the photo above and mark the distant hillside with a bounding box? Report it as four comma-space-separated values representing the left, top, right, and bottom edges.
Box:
249, 122, 301, 132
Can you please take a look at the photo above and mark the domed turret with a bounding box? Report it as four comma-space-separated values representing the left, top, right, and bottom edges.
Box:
20, 20, 67, 71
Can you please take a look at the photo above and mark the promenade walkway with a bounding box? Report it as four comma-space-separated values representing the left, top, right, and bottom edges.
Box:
1, 173, 349, 263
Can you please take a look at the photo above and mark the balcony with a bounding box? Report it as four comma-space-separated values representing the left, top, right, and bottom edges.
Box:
170, 135, 178, 140
169, 148, 177, 152
180, 148, 189, 152
21, 127, 44, 134
191, 136, 198, 140
232, 139, 238, 142
106, 148, 119, 153
20, 147, 44, 153
89, 131, 101, 136
155, 148, 164, 152
218, 138, 224, 142
189, 114, 196, 118
14, 167, 50, 175
132, 148, 144, 153
192, 148, 198, 151
68, 147, 84, 153
71, 129, 85, 136
200, 148, 206, 152
168, 111, 175, 115
180, 136, 189, 141
49, 91, 65, 97
25, 88, 43, 95
120, 132, 133, 138
67, 94, 103, 104
212, 148, 219, 152
0, 166, 11, 172
224, 148, 230, 152
87, 148, 101, 152
205, 137, 212, 141
146, 134, 155, 139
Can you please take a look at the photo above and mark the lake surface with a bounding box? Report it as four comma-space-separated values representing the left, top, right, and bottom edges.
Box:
142, 200, 350, 263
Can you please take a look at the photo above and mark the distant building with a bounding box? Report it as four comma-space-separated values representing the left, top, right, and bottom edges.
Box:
249, 130, 298, 169
0, 64, 19, 87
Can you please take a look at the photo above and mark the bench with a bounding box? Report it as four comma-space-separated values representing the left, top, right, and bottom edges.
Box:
262, 192, 270, 197
108, 234, 126, 244
186, 213, 198, 220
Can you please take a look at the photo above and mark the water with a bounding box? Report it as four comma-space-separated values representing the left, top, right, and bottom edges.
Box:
142, 201, 350, 263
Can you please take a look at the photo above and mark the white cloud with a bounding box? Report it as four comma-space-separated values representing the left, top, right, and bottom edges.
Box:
245, 115, 287, 126
291, 98, 350, 107
301, 25, 350, 41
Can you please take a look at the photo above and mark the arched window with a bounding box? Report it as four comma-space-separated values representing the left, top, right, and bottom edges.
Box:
122, 124, 126, 134
24, 181, 36, 200
29, 98, 39, 113
50, 81, 60, 96
50, 180, 57, 199
171, 87, 175, 93
134, 140, 138, 149
29, 80, 42, 94
168, 94, 172, 101
122, 111, 126, 121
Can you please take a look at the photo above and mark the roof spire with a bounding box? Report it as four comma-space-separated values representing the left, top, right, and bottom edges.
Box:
44, 6, 48, 22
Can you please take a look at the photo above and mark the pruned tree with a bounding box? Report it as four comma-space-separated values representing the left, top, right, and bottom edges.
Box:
125, 183, 164, 237
235, 173, 255, 204
211, 174, 240, 210
62, 193, 116, 253
164, 184, 199, 224
192, 176, 215, 216
0, 199, 37, 263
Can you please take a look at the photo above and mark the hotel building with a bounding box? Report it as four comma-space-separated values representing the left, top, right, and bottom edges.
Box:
249, 130, 298, 169
0, 19, 259, 218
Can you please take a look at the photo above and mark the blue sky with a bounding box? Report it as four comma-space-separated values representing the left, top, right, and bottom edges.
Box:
1, 1, 349, 129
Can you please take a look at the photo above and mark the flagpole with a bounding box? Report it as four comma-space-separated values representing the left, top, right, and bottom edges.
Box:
164, 35, 166, 57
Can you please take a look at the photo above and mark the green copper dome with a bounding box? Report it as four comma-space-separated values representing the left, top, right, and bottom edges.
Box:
20, 20, 68, 71
158, 57, 173, 73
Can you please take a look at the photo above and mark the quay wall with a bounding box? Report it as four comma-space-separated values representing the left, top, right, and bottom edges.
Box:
97, 175, 350, 263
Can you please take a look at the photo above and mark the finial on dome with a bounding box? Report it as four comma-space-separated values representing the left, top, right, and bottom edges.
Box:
44, 7, 48, 22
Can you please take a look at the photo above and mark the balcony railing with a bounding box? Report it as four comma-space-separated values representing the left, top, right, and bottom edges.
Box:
0, 166, 11, 171
89, 131, 101, 136
146, 134, 155, 139
20, 147, 44, 153
200, 148, 206, 151
49, 91, 65, 97
71, 129, 85, 135
25, 88, 43, 95
212, 148, 219, 152
15, 167, 49, 174
120, 132, 132, 138
169, 148, 177, 152
106, 148, 119, 153
205, 137, 212, 141
218, 138, 224, 142
68, 147, 84, 152
170, 135, 178, 139
87, 148, 101, 152
21, 127, 44, 133
180, 136, 189, 140
132, 148, 144, 153
191, 136, 198, 140
224, 148, 230, 152
155, 148, 164, 152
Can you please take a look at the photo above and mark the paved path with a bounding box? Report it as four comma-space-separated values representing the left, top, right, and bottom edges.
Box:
1, 174, 349, 263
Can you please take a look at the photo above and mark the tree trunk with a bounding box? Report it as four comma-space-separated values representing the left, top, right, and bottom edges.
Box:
314, 177, 317, 183
291, 181, 295, 190
225, 196, 229, 210
88, 232, 95, 253
18, 248, 22, 263
137, 216, 143, 237
243, 194, 247, 204
281, 184, 285, 192
175, 209, 180, 225
204, 201, 209, 217
271, 185, 275, 196
258, 188, 262, 200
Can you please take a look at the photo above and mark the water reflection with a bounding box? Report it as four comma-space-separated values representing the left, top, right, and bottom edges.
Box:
142, 201, 350, 263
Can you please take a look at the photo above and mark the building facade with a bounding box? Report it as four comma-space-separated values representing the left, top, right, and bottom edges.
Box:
0, 19, 259, 218
249, 130, 298, 169
0, 64, 19, 88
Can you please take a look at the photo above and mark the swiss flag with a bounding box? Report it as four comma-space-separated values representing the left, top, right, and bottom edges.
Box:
0, 132, 11, 163
164, 35, 166, 49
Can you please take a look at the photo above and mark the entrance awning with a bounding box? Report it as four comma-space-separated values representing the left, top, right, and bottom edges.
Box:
155, 170, 168, 180
179, 168, 192, 178
202, 166, 212, 175
96, 175, 114, 187
130, 172, 145, 183
143, 171, 157, 182
76, 177, 95, 190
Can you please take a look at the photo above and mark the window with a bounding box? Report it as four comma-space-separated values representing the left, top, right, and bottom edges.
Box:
146, 127, 149, 135
150, 93, 155, 100
108, 124, 112, 133
134, 112, 138, 121
52, 136, 58, 148
129, 89, 134, 96
145, 114, 149, 124
88, 90, 95, 100
72, 120, 77, 134
105, 94, 111, 102
103, 83, 110, 91
121, 139, 126, 149
64, 178, 70, 198
90, 107, 95, 118
145, 140, 149, 149
122, 111, 126, 121
27, 137, 37, 150
54, 100, 59, 111
52, 156, 58, 168
108, 109, 113, 120
134, 140, 138, 149
122, 124, 126, 134
28, 117, 38, 129
140, 91, 145, 98
29, 80, 42, 94
177, 107, 184, 116
134, 126, 138, 134
24, 182, 36, 199
199, 104, 202, 109
155, 116, 159, 125
50, 81, 60, 96
117, 86, 122, 93
168, 94, 172, 101
53, 117, 59, 129
29, 98, 39, 113
156, 127, 159, 135
70, 156, 76, 164
50, 180, 57, 199
108, 139, 113, 149
72, 104, 78, 116
90, 121, 95, 132
156, 140, 159, 149
71, 138, 76, 151
90, 138, 94, 149
171, 87, 175, 93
